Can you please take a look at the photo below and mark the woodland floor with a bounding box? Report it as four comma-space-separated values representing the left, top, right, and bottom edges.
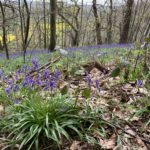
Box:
0, 47, 150, 150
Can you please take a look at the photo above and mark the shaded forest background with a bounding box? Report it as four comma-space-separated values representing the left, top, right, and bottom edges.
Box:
0, 0, 150, 58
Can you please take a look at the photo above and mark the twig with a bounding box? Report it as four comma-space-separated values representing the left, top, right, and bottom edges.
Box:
27, 56, 61, 77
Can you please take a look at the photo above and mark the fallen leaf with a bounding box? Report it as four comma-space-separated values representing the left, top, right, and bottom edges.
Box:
99, 134, 116, 149
136, 136, 147, 150
124, 125, 136, 138
70, 141, 81, 150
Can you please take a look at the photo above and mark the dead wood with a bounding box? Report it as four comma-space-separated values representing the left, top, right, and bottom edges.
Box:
27, 56, 61, 78
82, 61, 109, 74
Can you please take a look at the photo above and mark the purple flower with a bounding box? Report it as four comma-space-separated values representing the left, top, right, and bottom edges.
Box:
137, 79, 142, 87
13, 99, 19, 105
49, 80, 55, 90
16, 69, 22, 75
43, 69, 50, 79
95, 80, 101, 96
32, 58, 38, 70
0, 70, 3, 79
54, 69, 61, 80
22, 77, 34, 87
27, 77, 34, 87
36, 74, 42, 86
5, 87, 11, 95
22, 64, 27, 71
86, 73, 92, 87
13, 85, 19, 92
22, 79, 27, 87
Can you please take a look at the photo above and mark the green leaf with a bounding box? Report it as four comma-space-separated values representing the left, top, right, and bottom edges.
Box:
82, 88, 91, 99
111, 67, 121, 77
61, 85, 68, 95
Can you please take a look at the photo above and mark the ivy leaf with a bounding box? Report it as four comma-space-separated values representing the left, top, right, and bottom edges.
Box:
82, 88, 91, 99
111, 67, 121, 77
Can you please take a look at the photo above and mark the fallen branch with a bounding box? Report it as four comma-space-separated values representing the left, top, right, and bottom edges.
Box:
27, 56, 61, 77
82, 61, 109, 74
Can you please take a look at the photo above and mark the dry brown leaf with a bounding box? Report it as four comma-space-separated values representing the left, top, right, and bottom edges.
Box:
70, 141, 81, 150
124, 125, 136, 138
136, 136, 147, 150
99, 134, 116, 149
139, 88, 149, 96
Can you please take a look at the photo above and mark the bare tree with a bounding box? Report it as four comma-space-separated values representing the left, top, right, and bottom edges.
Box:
119, 0, 134, 43
107, 0, 113, 44
43, 0, 47, 49
48, 0, 57, 52
92, 0, 102, 44
18, 0, 31, 62
0, 1, 9, 59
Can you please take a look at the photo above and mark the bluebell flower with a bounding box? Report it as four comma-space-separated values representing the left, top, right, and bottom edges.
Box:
22, 80, 27, 87
6, 80, 13, 89
22, 77, 34, 87
5, 87, 11, 95
43, 69, 50, 79
27, 77, 34, 87
36, 74, 42, 86
95, 80, 101, 96
13, 85, 19, 92
13, 99, 19, 105
54, 69, 61, 80
86, 73, 92, 87
49, 80, 55, 90
0, 69, 3, 79
32, 58, 38, 70
137, 79, 142, 87
16, 68, 22, 75
22, 64, 28, 71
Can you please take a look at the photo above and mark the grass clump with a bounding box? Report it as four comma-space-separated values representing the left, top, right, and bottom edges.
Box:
0, 93, 105, 150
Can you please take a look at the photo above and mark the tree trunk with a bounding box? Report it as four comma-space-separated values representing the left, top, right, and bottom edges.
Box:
92, 0, 102, 45
107, 0, 113, 44
49, 0, 57, 52
0, 1, 9, 59
43, 0, 47, 49
119, 0, 134, 43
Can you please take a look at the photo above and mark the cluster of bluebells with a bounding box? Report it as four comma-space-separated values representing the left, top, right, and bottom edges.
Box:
0, 44, 133, 59
85, 72, 101, 96
1, 58, 61, 103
